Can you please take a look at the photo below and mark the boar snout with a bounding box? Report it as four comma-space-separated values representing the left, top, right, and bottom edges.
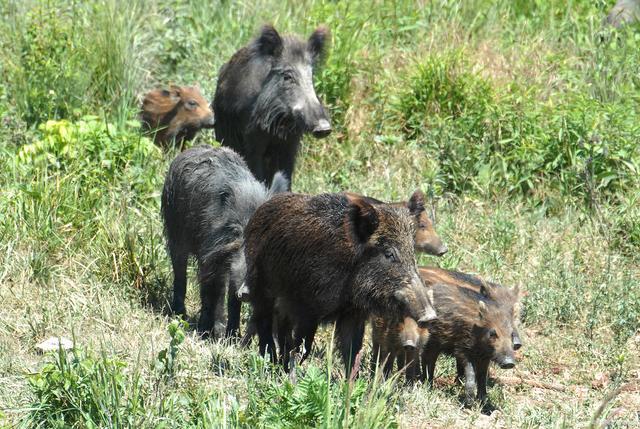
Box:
512, 331, 522, 350
236, 282, 250, 302
312, 118, 331, 138
394, 281, 437, 326
435, 243, 448, 256
418, 287, 437, 326
417, 240, 447, 257
403, 341, 417, 351
499, 355, 516, 369
202, 114, 215, 129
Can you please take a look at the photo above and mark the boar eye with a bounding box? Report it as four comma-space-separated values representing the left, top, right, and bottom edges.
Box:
384, 249, 397, 262
282, 71, 295, 82
489, 329, 498, 339
418, 222, 427, 229
186, 100, 198, 109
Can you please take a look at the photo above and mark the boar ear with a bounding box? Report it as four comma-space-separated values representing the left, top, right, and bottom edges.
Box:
479, 283, 490, 298
347, 195, 379, 244
407, 189, 425, 217
478, 300, 487, 319
308, 25, 330, 62
269, 171, 289, 195
512, 285, 520, 297
256, 25, 283, 57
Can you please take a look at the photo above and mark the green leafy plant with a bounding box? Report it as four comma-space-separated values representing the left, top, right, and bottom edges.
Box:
24, 346, 145, 428
156, 319, 188, 381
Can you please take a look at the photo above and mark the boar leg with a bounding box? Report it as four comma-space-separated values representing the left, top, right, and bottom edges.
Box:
226, 282, 242, 338
404, 349, 420, 383
169, 247, 188, 316
290, 319, 317, 365
422, 348, 439, 385
463, 360, 477, 406
335, 313, 366, 378
255, 307, 277, 363
243, 135, 266, 183
370, 336, 387, 376
197, 270, 227, 339
240, 315, 257, 347
277, 314, 294, 370
455, 357, 466, 383
474, 359, 490, 404
272, 142, 298, 191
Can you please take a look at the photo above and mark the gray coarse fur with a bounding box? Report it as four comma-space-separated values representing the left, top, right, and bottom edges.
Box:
161, 145, 287, 338
213, 25, 331, 188
606, 0, 640, 27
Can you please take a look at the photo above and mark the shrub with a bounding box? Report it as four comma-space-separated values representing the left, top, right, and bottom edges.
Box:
394, 52, 640, 201
24, 346, 145, 427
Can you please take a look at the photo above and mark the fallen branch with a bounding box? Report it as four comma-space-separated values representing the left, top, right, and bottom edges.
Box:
495, 375, 567, 392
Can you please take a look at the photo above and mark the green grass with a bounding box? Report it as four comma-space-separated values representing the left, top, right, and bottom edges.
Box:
0, 0, 639, 428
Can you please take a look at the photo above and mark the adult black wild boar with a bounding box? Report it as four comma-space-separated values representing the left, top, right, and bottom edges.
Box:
213, 25, 331, 187
161, 145, 287, 338
244, 192, 436, 376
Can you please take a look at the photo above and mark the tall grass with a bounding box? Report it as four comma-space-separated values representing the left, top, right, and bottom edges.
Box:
0, 0, 639, 427
0, 0, 155, 127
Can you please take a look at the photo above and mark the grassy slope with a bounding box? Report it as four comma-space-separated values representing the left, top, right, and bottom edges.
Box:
0, 0, 639, 427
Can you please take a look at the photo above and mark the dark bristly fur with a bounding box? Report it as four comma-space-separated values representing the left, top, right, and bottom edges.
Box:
213, 25, 331, 187
161, 146, 287, 338
237, 188, 447, 347
141, 85, 215, 148
244, 192, 435, 376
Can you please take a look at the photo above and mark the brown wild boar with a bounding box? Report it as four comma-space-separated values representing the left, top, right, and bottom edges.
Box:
141, 85, 215, 148
421, 282, 517, 405
244, 192, 436, 376
236, 188, 445, 351
418, 267, 521, 351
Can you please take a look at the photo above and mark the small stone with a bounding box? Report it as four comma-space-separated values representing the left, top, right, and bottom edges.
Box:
35, 337, 74, 354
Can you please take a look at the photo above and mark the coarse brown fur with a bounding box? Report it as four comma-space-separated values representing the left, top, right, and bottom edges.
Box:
418, 266, 521, 349
141, 85, 215, 148
421, 282, 517, 405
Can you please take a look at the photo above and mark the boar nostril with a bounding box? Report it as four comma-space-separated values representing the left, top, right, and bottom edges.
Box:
403, 344, 416, 352
513, 341, 522, 351
312, 119, 331, 138
436, 246, 448, 256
